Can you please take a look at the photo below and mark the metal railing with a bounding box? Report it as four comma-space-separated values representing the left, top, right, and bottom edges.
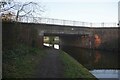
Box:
11, 16, 118, 27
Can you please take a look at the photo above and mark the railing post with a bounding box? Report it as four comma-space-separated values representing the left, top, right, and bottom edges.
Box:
101, 22, 104, 27
90, 23, 92, 27
114, 23, 117, 27
63, 20, 65, 25
73, 21, 75, 26
26, 16, 28, 23
82, 22, 84, 26
52, 18, 54, 24
39, 18, 41, 23
46, 18, 49, 24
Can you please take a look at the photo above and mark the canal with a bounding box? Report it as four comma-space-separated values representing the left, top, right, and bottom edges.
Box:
62, 46, 120, 80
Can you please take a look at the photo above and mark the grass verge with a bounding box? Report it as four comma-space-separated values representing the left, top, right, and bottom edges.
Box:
59, 50, 97, 79
3, 44, 47, 78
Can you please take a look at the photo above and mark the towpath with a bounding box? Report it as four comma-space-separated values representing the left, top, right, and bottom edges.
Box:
33, 48, 64, 78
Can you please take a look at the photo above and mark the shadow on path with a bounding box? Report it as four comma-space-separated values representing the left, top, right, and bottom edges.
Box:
33, 48, 64, 78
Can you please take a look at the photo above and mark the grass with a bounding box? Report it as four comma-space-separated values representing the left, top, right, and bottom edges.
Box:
3, 44, 47, 78
59, 50, 97, 79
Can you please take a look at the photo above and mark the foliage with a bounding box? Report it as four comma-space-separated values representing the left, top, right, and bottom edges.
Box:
0, 11, 15, 21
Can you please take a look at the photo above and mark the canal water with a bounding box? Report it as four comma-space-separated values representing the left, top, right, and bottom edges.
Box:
43, 43, 120, 79
62, 46, 120, 80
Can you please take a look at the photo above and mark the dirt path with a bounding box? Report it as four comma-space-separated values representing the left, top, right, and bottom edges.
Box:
33, 48, 64, 78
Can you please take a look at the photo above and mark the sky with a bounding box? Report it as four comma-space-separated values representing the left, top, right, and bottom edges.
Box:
14, 0, 120, 23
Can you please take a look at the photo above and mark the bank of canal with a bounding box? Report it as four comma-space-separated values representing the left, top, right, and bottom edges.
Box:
59, 50, 97, 79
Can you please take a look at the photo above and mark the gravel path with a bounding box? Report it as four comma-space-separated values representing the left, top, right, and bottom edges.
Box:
33, 48, 64, 78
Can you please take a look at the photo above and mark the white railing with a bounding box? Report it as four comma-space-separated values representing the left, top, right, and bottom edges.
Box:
13, 16, 118, 27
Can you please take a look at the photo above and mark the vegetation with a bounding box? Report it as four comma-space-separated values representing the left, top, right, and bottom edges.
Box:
59, 51, 97, 79
0, 0, 44, 21
0, 12, 15, 21
3, 44, 47, 78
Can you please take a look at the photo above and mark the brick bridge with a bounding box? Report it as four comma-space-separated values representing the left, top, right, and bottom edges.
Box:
2, 17, 119, 52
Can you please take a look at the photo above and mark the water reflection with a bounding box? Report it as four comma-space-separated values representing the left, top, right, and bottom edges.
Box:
94, 34, 101, 48
62, 46, 119, 70
90, 70, 120, 79
62, 46, 119, 79
94, 51, 101, 63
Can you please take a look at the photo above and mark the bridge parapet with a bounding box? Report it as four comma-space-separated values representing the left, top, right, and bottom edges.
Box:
12, 16, 118, 27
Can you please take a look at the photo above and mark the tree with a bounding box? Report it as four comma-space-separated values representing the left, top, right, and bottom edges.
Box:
0, 0, 44, 21
1, 11, 15, 21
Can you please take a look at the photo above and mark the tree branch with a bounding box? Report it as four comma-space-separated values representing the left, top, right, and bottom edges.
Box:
15, 2, 35, 20
37, 5, 44, 12
19, 10, 32, 17
19, 2, 34, 12
0, 5, 15, 12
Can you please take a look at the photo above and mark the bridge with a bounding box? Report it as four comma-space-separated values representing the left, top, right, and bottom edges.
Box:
2, 16, 119, 52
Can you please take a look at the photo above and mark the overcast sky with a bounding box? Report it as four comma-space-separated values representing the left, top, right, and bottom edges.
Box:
15, 0, 119, 23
